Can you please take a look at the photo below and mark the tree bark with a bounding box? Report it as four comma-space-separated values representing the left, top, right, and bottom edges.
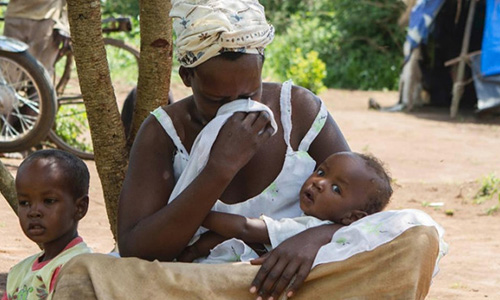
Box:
66, 0, 128, 241
128, 0, 173, 146
0, 160, 17, 213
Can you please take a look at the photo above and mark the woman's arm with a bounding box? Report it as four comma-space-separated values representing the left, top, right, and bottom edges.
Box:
203, 211, 270, 244
118, 109, 273, 261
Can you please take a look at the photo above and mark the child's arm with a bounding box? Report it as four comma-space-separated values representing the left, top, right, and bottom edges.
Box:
202, 211, 270, 244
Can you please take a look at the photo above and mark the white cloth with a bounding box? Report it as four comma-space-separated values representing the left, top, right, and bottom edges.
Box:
168, 98, 277, 203
199, 209, 448, 277
262, 215, 333, 249
195, 238, 260, 264
313, 209, 448, 276
197, 215, 331, 264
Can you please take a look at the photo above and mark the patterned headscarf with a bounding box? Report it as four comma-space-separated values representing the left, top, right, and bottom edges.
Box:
170, 0, 274, 68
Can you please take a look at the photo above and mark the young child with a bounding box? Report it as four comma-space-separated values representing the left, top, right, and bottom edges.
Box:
3, 149, 92, 300
178, 151, 392, 262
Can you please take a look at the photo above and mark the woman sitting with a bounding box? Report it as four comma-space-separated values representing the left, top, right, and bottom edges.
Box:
52, 0, 446, 299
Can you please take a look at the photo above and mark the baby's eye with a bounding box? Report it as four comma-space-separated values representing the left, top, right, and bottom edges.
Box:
44, 198, 57, 205
317, 169, 325, 177
332, 185, 341, 194
18, 200, 29, 207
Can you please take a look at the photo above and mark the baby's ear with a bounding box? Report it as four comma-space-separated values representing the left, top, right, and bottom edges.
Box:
75, 195, 89, 221
340, 210, 368, 226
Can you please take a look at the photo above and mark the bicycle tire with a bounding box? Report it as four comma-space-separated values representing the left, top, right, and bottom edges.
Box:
49, 38, 139, 160
0, 49, 57, 153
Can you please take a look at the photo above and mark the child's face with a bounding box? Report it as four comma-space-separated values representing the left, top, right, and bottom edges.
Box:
16, 158, 86, 253
300, 152, 375, 224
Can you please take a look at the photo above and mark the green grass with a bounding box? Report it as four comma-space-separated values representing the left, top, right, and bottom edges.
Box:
473, 173, 500, 215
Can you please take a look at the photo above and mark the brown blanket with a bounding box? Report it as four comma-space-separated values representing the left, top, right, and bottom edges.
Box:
53, 226, 439, 300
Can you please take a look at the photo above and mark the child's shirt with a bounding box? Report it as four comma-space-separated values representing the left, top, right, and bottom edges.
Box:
3, 237, 92, 300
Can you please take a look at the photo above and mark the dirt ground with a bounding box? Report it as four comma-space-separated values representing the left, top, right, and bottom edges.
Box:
1, 86, 500, 299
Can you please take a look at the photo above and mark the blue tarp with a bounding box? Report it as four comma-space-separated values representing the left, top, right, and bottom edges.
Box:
481, 0, 500, 77
404, 0, 446, 61
471, 54, 500, 110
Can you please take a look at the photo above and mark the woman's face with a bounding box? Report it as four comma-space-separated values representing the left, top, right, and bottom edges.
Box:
181, 54, 263, 124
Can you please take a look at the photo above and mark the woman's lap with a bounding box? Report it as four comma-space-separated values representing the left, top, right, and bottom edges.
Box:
52, 226, 438, 300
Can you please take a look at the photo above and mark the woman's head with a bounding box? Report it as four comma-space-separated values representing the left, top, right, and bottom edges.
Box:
172, 0, 273, 122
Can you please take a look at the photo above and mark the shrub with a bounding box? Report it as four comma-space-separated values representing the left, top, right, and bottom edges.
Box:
262, 0, 405, 90
286, 49, 326, 94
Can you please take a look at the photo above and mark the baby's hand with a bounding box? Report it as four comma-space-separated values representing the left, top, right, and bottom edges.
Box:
176, 245, 201, 262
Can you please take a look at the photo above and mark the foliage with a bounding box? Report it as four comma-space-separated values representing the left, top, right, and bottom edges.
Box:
286, 49, 326, 94
54, 105, 93, 153
473, 173, 500, 204
260, 0, 314, 32
262, 0, 406, 90
101, 0, 140, 18
263, 14, 335, 89
472, 173, 500, 215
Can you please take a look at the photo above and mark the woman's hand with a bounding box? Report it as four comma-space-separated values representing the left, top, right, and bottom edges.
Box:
209, 111, 274, 176
249, 224, 341, 299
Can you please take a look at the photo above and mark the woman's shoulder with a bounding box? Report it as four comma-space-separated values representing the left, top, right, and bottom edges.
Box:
262, 81, 321, 111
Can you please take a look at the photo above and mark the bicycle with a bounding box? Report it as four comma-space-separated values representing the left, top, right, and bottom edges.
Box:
0, 1, 139, 159
49, 16, 140, 160
0, 35, 57, 153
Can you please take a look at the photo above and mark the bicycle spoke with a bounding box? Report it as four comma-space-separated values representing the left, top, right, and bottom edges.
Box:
12, 111, 37, 133
0, 114, 21, 140
17, 95, 41, 115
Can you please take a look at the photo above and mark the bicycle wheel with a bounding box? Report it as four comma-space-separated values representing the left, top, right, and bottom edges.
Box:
0, 49, 57, 153
50, 38, 139, 160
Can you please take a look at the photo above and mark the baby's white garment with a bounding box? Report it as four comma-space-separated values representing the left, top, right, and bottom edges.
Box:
313, 209, 448, 276
261, 215, 333, 249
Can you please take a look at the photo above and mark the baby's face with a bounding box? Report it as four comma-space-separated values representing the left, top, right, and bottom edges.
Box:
299, 152, 376, 224
16, 158, 80, 251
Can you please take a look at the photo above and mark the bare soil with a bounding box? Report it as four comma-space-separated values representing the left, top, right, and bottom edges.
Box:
1, 86, 500, 299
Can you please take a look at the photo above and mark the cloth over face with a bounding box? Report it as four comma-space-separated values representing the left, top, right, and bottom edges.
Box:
170, 0, 275, 67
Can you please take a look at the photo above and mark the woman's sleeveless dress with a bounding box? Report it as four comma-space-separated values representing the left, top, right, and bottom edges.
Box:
151, 80, 327, 221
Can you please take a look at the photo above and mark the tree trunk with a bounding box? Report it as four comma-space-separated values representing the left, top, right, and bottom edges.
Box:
66, 0, 128, 241
0, 160, 17, 213
128, 0, 173, 145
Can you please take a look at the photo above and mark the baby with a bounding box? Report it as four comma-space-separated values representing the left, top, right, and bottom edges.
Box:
3, 149, 92, 300
178, 151, 392, 262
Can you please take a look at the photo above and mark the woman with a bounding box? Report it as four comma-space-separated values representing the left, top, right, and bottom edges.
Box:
53, 1, 444, 299
119, 1, 348, 294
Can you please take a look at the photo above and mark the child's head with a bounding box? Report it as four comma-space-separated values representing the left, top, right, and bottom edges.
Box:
300, 151, 392, 225
15, 149, 90, 253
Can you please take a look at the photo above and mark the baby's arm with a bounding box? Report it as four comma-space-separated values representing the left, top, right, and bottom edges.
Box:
177, 231, 226, 262
203, 211, 270, 244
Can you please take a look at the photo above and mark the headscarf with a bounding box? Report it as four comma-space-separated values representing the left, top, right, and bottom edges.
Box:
170, 0, 274, 68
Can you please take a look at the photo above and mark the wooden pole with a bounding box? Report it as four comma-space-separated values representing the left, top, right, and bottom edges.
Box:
450, 0, 477, 118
